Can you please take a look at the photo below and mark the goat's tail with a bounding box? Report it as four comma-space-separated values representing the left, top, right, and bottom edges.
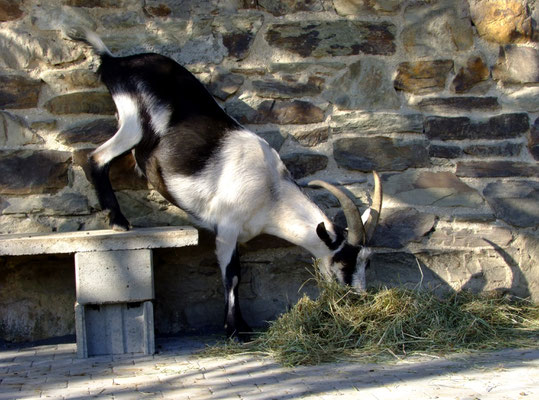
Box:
64, 26, 113, 58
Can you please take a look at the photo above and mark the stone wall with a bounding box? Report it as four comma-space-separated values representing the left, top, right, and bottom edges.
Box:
0, 0, 538, 342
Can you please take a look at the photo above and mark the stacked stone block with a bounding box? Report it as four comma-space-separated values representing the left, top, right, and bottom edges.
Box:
0, 0, 538, 341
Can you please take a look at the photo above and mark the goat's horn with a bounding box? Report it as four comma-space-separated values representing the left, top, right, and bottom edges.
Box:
308, 180, 366, 246
364, 171, 383, 242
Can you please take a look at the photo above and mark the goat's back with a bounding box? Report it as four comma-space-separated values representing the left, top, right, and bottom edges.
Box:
99, 52, 237, 129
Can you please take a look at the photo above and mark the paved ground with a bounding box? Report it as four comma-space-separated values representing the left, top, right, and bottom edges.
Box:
0, 337, 537, 399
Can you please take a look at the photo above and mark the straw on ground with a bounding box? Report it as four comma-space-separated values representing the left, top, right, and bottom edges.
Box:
202, 272, 539, 366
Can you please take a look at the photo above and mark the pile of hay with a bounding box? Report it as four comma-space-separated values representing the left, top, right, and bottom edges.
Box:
204, 275, 539, 366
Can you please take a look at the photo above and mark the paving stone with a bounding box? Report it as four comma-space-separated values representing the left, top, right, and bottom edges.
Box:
7, 343, 532, 400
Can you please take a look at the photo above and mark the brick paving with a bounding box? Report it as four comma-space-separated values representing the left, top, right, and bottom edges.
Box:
0, 337, 537, 399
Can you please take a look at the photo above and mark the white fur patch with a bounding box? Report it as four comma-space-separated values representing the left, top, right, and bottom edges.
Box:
352, 247, 372, 292
165, 130, 282, 240
361, 208, 371, 225
140, 90, 171, 135
92, 94, 142, 166
228, 276, 239, 305
165, 128, 333, 259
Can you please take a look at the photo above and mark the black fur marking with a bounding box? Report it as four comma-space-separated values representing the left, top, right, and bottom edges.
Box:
316, 222, 346, 251
223, 248, 252, 340
332, 243, 360, 286
92, 51, 244, 229
99, 53, 240, 177
88, 155, 130, 230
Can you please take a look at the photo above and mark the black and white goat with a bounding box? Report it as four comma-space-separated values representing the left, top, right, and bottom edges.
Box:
68, 29, 383, 338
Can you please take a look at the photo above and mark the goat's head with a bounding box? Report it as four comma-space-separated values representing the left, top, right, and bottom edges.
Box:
309, 171, 383, 292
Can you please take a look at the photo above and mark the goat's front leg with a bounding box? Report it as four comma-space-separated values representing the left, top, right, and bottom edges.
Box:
89, 95, 143, 231
216, 226, 252, 340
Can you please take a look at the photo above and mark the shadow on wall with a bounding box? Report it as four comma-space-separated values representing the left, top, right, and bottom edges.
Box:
368, 239, 531, 299
0, 254, 76, 343
152, 230, 534, 336
481, 238, 531, 298
152, 230, 319, 335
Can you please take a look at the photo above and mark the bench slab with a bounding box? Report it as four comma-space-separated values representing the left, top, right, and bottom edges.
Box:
0, 226, 198, 256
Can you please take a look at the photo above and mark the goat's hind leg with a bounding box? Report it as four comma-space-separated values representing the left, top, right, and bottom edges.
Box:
88, 95, 143, 231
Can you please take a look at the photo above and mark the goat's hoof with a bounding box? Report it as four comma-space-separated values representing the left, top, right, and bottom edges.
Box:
237, 331, 254, 343
112, 223, 130, 232
109, 214, 131, 231
227, 331, 253, 343
226, 324, 253, 343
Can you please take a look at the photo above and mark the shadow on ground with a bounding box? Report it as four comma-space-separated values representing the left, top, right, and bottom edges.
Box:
0, 336, 537, 399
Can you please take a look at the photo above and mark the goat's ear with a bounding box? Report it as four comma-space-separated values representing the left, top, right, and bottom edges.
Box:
316, 222, 334, 249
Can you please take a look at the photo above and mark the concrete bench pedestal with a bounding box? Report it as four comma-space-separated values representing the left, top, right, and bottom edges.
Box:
75, 301, 155, 358
75, 249, 155, 358
0, 227, 198, 358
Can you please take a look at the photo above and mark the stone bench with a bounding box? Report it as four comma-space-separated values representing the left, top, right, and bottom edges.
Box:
0, 226, 198, 358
